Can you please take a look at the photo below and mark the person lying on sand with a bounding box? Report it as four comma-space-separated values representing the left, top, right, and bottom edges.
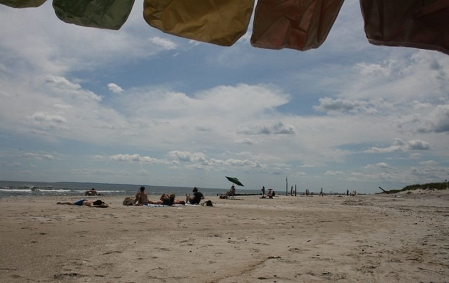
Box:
154, 193, 185, 206
57, 199, 109, 208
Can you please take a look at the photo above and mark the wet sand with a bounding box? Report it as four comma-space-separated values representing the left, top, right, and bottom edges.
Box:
1, 190, 448, 283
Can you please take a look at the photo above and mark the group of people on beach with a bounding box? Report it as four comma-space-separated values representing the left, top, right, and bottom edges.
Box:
57, 186, 212, 208
133, 186, 206, 206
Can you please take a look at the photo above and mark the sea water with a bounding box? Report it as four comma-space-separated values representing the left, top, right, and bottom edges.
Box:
0, 180, 260, 198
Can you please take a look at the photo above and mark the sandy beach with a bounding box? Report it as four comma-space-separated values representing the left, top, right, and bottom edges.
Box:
1, 191, 448, 283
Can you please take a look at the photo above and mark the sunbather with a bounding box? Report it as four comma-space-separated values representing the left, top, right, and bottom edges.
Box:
156, 193, 185, 206
219, 185, 236, 199
57, 199, 108, 207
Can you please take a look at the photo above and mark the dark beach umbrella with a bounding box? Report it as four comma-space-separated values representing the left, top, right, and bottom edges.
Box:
225, 176, 244, 187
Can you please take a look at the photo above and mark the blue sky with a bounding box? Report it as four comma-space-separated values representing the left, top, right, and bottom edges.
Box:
1, 1, 448, 194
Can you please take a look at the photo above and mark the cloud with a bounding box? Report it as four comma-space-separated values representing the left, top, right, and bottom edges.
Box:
148, 37, 177, 50
19, 153, 54, 160
234, 138, 256, 145
238, 122, 296, 135
419, 160, 438, 166
27, 112, 69, 132
364, 139, 430, 153
108, 83, 124, 94
314, 97, 377, 115
375, 162, 389, 168
31, 112, 67, 124
168, 151, 207, 163
45, 75, 102, 101
407, 140, 430, 150
109, 154, 165, 164
355, 61, 393, 77
417, 105, 449, 133
325, 171, 344, 175
107, 150, 279, 174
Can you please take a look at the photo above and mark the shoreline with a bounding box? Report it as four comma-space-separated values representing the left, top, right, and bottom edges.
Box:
1, 191, 448, 282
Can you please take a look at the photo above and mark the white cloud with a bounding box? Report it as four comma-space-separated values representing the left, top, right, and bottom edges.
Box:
149, 37, 177, 50
419, 160, 438, 166
417, 105, 449, 133
45, 75, 102, 101
109, 154, 163, 164
325, 171, 344, 175
108, 83, 124, 94
238, 122, 296, 135
356, 61, 393, 77
19, 153, 54, 160
364, 139, 430, 153
407, 140, 430, 150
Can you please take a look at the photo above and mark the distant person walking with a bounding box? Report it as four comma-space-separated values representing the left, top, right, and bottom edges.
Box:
319, 188, 324, 197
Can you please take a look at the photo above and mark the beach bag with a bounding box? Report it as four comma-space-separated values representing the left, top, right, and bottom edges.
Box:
0, 0, 46, 8
360, 0, 449, 55
52, 0, 135, 30
251, 0, 344, 50
143, 0, 255, 46
123, 197, 134, 206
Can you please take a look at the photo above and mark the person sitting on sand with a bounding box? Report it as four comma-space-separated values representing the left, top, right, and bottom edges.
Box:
85, 188, 97, 196
219, 185, 237, 199
134, 186, 152, 206
186, 187, 204, 205
57, 199, 108, 208
229, 185, 236, 196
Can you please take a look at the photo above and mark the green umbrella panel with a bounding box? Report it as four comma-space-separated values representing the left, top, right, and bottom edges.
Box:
225, 176, 244, 187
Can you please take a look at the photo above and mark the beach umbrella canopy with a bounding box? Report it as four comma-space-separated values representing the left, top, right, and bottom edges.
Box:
1, 0, 448, 55
226, 176, 244, 187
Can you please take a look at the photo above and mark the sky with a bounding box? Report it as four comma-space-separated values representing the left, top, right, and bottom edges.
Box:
1, 1, 448, 194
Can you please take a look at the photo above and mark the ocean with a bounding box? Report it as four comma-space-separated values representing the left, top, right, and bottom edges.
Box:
0, 180, 261, 198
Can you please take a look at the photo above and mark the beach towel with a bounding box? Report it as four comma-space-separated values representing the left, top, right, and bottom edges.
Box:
143, 0, 255, 46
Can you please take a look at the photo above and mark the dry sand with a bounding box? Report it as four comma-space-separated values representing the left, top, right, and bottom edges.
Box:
1, 191, 448, 283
